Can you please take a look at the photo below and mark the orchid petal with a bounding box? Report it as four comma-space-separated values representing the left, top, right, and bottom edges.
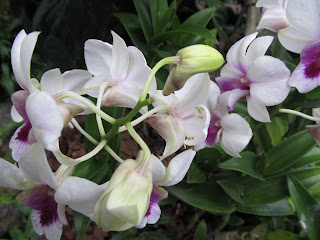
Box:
11, 90, 29, 121
11, 106, 23, 123
19, 143, 58, 189
9, 122, 32, 161
84, 39, 112, 76
174, 73, 210, 118
204, 81, 221, 113
248, 56, 290, 106
110, 31, 129, 81
26, 92, 63, 151
217, 89, 249, 116
256, 0, 286, 8
148, 155, 166, 182
159, 149, 195, 186
55, 177, 106, 219
0, 158, 33, 190
246, 36, 274, 66
257, 7, 288, 32
83, 75, 109, 98
219, 63, 245, 80
247, 95, 271, 122
220, 113, 252, 157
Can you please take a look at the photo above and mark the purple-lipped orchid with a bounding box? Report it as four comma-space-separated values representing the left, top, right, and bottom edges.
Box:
146, 73, 210, 159
10, 30, 91, 163
83, 31, 156, 109
216, 32, 291, 122
136, 149, 196, 228
256, 0, 288, 32
195, 81, 252, 157
0, 143, 72, 240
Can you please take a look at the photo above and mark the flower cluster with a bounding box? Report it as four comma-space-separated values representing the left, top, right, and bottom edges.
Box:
2, 0, 320, 238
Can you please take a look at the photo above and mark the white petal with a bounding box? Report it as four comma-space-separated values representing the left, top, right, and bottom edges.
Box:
11, 105, 23, 122
174, 73, 210, 118
248, 56, 290, 106
220, 63, 244, 80
257, 7, 289, 32
82, 75, 109, 98
26, 92, 64, 150
203, 81, 221, 113
152, 91, 179, 107
110, 31, 130, 81
55, 177, 106, 219
247, 95, 271, 122
9, 123, 32, 162
256, 0, 286, 8
182, 105, 211, 146
0, 158, 32, 190
61, 69, 92, 94
160, 149, 196, 186
19, 143, 58, 189
84, 39, 112, 76
220, 113, 252, 157
217, 89, 249, 116
278, 27, 316, 53
245, 36, 274, 66
285, 0, 320, 37
40, 68, 64, 95
148, 155, 166, 182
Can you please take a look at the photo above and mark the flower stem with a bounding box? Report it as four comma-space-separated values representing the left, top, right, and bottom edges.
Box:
71, 118, 98, 145
279, 108, 319, 122
139, 56, 180, 102
96, 83, 111, 137
75, 140, 107, 163
104, 145, 124, 163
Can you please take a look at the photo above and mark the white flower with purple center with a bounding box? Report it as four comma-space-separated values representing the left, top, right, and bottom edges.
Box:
216, 32, 291, 122
9, 30, 91, 163
136, 149, 196, 228
83, 31, 156, 109
256, 0, 288, 32
195, 82, 252, 157
0, 143, 69, 240
147, 73, 210, 159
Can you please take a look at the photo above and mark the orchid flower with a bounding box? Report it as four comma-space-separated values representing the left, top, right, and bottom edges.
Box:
9, 30, 91, 163
83, 31, 156, 109
0, 143, 72, 240
216, 32, 291, 122
136, 149, 196, 228
146, 73, 210, 159
256, 0, 288, 32
195, 81, 252, 157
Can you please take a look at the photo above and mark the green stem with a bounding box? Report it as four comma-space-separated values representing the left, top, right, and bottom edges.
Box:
139, 56, 180, 102
96, 82, 111, 137
71, 118, 98, 145
75, 140, 107, 163
279, 108, 319, 122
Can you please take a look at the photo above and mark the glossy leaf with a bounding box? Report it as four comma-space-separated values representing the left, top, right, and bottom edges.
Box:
150, 0, 168, 34
218, 178, 245, 204
73, 211, 90, 238
193, 219, 207, 240
167, 182, 236, 214
183, 8, 215, 27
290, 147, 320, 169
187, 163, 207, 183
263, 130, 316, 175
219, 152, 264, 180
157, 0, 178, 34
133, 0, 153, 42
237, 199, 294, 216
265, 116, 289, 147
287, 176, 320, 240
291, 167, 320, 190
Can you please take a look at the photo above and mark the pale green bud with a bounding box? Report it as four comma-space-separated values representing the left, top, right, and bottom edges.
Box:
94, 159, 153, 231
163, 44, 224, 96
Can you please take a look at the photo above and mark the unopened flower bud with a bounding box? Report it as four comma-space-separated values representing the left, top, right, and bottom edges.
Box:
94, 158, 153, 231
163, 44, 224, 96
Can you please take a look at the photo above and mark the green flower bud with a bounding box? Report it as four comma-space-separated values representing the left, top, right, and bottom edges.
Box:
94, 158, 153, 231
163, 44, 224, 96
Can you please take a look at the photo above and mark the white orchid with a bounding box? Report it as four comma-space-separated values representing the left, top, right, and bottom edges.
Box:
195, 81, 252, 157
146, 73, 210, 159
0, 143, 72, 240
83, 31, 156, 109
216, 32, 291, 122
9, 30, 91, 163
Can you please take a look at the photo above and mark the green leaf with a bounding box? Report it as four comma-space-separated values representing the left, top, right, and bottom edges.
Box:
290, 147, 320, 169
290, 167, 320, 189
113, 13, 148, 55
265, 116, 289, 147
9, 229, 26, 240
187, 163, 207, 183
193, 219, 207, 240
167, 182, 236, 214
183, 8, 215, 27
266, 229, 297, 240
287, 176, 320, 240
263, 130, 316, 175
219, 152, 264, 180
237, 199, 294, 216
134, 0, 153, 42
113, 228, 138, 240
228, 215, 244, 226
140, 232, 170, 240
73, 211, 91, 238
218, 178, 245, 204
149, 0, 168, 34
150, 24, 218, 46
157, 0, 178, 34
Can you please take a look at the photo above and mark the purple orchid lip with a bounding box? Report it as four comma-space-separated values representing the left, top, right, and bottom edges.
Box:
302, 40, 320, 79
205, 114, 221, 146
19, 185, 60, 227
16, 122, 32, 142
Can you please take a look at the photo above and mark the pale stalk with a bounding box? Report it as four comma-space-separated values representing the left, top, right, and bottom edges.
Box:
125, 122, 151, 173
279, 108, 320, 122
74, 140, 107, 163
55, 91, 116, 124
96, 82, 111, 137
104, 145, 124, 163
139, 56, 180, 102
118, 105, 172, 133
